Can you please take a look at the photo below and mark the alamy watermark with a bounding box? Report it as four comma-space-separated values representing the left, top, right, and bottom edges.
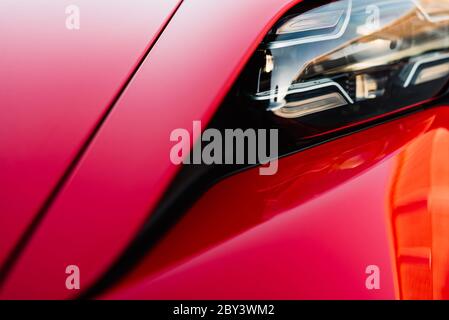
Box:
170, 121, 279, 175
65, 265, 80, 290
365, 265, 380, 290
65, 5, 80, 30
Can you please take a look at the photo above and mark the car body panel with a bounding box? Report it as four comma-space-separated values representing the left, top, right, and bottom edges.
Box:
0, 0, 302, 299
2, 0, 449, 300
0, 0, 181, 269
105, 106, 449, 300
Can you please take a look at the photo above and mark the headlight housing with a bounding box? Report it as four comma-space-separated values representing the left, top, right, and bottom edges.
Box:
240, 0, 449, 138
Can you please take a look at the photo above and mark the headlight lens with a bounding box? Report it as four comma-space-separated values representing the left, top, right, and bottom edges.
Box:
242, 0, 449, 138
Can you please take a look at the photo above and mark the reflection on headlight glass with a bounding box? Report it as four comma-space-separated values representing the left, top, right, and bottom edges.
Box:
243, 0, 449, 136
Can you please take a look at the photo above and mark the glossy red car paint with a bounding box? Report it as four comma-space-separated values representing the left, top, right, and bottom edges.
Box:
103, 106, 449, 300
0, 0, 302, 299
1, 0, 449, 300
0, 0, 181, 269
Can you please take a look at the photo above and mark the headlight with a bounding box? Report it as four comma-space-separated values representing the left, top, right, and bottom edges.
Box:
241, 0, 449, 138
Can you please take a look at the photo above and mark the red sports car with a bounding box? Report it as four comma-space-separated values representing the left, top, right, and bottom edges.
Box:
1, 0, 449, 300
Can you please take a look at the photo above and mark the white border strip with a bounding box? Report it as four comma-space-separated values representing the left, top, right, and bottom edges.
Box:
412, 0, 449, 23
251, 79, 354, 111
266, 0, 353, 49
403, 52, 449, 87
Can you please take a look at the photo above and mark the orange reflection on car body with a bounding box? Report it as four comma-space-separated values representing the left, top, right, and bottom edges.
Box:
389, 128, 449, 299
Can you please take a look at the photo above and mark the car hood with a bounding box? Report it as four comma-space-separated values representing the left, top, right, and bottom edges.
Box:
0, 0, 181, 270
0, 0, 300, 299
